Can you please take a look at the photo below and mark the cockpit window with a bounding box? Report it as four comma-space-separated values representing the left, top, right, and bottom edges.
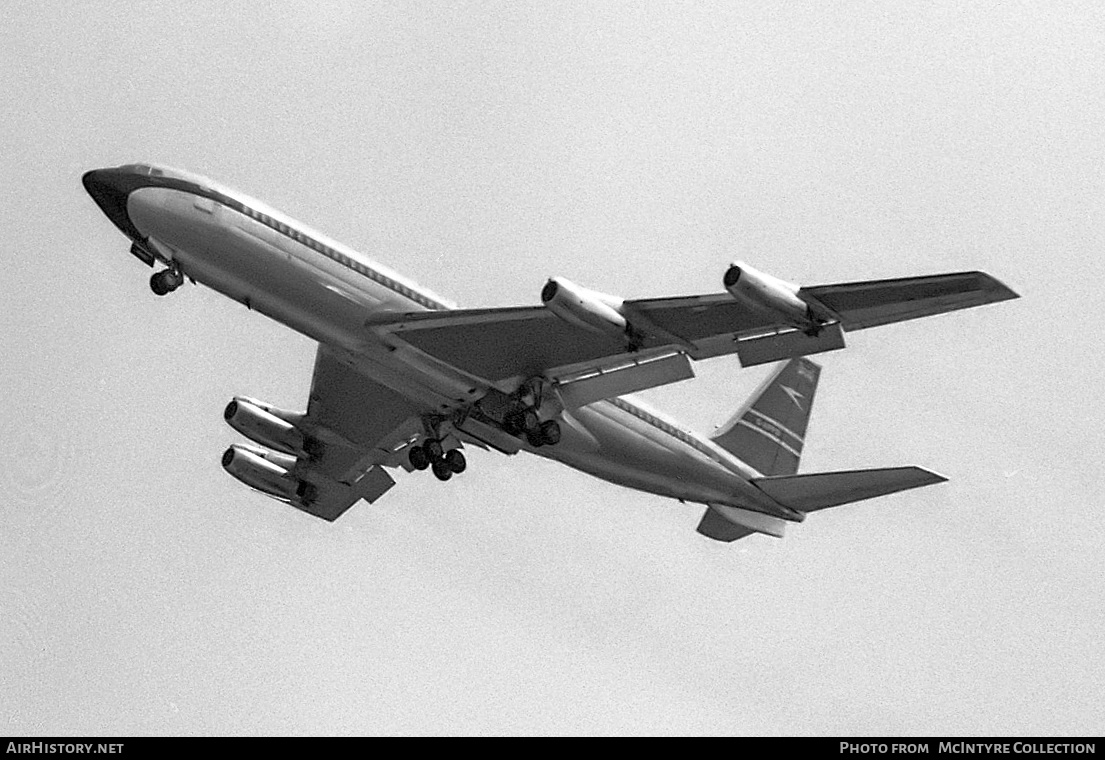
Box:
119, 163, 166, 177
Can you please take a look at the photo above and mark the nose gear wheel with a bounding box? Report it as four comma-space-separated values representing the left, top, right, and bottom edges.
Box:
150, 266, 184, 296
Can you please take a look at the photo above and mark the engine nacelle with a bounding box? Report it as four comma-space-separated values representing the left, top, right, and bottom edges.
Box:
541, 277, 629, 339
224, 397, 306, 457
723, 261, 820, 332
221, 444, 301, 501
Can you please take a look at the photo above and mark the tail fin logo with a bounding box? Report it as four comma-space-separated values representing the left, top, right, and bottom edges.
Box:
710, 358, 820, 477
781, 385, 805, 410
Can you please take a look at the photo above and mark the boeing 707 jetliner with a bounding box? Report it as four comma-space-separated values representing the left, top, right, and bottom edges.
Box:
83, 163, 1018, 542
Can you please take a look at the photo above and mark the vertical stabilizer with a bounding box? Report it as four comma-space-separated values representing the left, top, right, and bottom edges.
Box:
710, 358, 820, 476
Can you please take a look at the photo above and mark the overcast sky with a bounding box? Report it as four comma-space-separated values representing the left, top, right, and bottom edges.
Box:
2, 0, 1102, 735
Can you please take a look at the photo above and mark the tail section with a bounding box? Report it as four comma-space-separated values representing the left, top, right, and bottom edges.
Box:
700, 359, 949, 544
711, 357, 820, 476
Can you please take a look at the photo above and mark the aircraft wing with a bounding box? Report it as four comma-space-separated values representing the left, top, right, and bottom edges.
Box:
371, 297, 761, 384
286, 345, 424, 520
371, 270, 1017, 388
799, 270, 1018, 330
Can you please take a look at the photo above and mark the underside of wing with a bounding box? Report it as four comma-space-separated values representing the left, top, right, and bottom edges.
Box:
373, 295, 783, 387
305, 344, 423, 475
376, 306, 638, 384
294, 345, 426, 518
801, 271, 1018, 331
223, 345, 425, 521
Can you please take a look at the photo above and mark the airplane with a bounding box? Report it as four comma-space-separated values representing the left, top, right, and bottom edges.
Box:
82, 163, 1018, 542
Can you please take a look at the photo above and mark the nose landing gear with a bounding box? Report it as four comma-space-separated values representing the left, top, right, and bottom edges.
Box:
150, 266, 184, 296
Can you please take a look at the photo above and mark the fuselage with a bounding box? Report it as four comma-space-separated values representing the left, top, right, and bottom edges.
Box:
83, 163, 785, 515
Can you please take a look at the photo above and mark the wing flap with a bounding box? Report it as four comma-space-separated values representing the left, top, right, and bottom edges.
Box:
292, 465, 396, 521
734, 323, 845, 367
556, 351, 694, 408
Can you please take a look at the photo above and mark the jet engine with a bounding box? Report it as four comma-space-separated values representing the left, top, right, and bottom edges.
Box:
221, 443, 318, 503
222, 444, 297, 500
224, 397, 306, 457
542, 277, 641, 345
723, 261, 824, 333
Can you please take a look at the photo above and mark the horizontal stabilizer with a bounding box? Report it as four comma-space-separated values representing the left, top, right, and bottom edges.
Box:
751, 466, 947, 513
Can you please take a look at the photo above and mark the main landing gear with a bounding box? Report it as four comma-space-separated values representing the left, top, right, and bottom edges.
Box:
409, 378, 564, 485
408, 439, 467, 482
150, 266, 184, 296
503, 410, 561, 448
497, 378, 561, 448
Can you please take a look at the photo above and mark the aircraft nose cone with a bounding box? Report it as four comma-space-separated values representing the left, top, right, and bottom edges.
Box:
82, 168, 127, 217
82, 167, 143, 240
